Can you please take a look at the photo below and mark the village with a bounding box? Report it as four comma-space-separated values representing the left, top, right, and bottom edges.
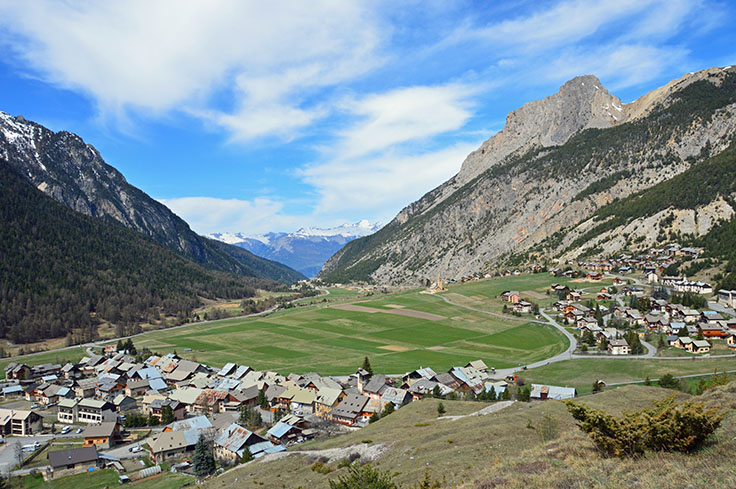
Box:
0, 243, 734, 485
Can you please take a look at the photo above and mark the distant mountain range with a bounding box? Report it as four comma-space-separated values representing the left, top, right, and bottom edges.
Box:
209, 221, 382, 277
320, 67, 736, 284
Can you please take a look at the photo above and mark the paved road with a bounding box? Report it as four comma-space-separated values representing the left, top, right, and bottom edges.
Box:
0, 434, 54, 475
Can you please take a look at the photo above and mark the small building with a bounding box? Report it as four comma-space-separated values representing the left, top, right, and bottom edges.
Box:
608, 339, 631, 355
112, 394, 137, 413
47, 446, 100, 479
500, 291, 521, 304
266, 421, 301, 446
529, 384, 576, 401
82, 422, 121, 450
77, 399, 116, 424
330, 392, 370, 426
57, 398, 78, 424
0, 408, 42, 435
213, 423, 279, 465
147, 431, 189, 464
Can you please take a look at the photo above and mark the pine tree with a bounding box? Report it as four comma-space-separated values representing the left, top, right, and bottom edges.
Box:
381, 403, 395, 417
239, 405, 251, 426
161, 405, 174, 424
362, 357, 374, 376
240, 446, 253, 464
437, 402, 446, 417
502, 388, 511, 400
257, 389, 268, 409
192, 435, 216, 477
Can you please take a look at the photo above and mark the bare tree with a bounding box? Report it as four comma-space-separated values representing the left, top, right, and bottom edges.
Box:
14, 441, 23, 468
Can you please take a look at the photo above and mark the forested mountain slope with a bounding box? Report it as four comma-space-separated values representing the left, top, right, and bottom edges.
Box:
321, 67, 736, 284
0, 111, 304, 284
0, 162, 276, 344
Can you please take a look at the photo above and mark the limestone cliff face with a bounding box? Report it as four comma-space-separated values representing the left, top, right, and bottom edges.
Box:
457, 75, 624, 186
321, 67, 736, 285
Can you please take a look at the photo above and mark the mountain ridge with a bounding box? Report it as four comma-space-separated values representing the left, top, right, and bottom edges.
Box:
209, 221, 382, 277
320, 66, 736, 284
0, 111, 304, 284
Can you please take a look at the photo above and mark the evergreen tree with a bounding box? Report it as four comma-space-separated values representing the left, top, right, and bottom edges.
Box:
369, 412, 380, 424
657, 334, 666, 350
240, 446, 253, 464
502, 388, 511, 400
328, 463, 398, 489
431, 385, 442, 398
161, 405, 174, 424
381, 403, 395, 417
488, 386, 497, 401
257, 389, 268, 409
116, 339, 124, 352
192, 435, 216, 477
239, 405, 251, 426
437, 402, 446, 417
518, 386, 531, 402
362, 357, 374, 376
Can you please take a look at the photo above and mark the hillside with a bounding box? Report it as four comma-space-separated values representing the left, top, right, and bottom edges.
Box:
206, 383, 736, 489
320, 67, 736, 285
209, 221, 382, 277
0, 162, 277, 344
0, 111, 304, 284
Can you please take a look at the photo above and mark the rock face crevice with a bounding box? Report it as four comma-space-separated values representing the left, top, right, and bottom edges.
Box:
320, 67, 736, 285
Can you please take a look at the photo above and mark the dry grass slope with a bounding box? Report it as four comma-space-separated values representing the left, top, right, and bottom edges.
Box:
205, 383, 736, 489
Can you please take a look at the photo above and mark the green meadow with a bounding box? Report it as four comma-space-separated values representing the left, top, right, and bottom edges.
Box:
133, 282, 569, 375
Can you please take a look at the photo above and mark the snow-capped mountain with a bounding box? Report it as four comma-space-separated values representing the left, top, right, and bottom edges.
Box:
209, 221, 382, 277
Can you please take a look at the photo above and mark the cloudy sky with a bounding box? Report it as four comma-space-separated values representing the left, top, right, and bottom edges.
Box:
0, 0, 733, 235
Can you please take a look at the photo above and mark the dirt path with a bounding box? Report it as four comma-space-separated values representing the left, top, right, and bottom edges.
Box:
439, 400, 515, 421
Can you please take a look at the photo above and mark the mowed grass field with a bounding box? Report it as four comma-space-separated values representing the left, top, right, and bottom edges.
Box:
524, 357, 736, 394
441, 273, 613, 311
133, 284, 569, 375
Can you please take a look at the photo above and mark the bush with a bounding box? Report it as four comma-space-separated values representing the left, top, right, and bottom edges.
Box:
565, 394, 724, 457
329, 463, 398, 489
311, 461, 333, 474
538, 414, 559, 442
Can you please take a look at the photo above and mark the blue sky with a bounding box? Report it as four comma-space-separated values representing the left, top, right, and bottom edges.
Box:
0, 0, 734, 235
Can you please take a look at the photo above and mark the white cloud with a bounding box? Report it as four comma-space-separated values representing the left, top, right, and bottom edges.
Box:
302, 142, 480, 217
444, 0, 694, 54
0, 0, 383, 140
336, 84, 477, 159
160, 196, 301, 235
541, 44, 690, 90
299, 82, 480, 218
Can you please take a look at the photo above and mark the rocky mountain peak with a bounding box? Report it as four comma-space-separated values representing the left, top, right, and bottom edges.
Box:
455, 74, 624, 186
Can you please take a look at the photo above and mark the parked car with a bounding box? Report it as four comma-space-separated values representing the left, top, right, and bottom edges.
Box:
129, 446, 142, 453
60, 426, 71, 434
76, 428, 83, 434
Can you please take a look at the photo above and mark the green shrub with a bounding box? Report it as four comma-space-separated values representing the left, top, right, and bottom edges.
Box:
329, 463, 398, 489
565, 394, 724, 457
311, 461, 333, 474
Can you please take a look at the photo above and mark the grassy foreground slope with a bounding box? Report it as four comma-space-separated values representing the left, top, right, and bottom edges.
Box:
207, 383, 736, 489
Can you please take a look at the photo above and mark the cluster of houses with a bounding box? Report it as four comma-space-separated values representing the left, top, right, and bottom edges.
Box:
577, 244, 701, 274
554, 280, 736, 355
3, 348, 577, 476
500, 291, 535, 314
